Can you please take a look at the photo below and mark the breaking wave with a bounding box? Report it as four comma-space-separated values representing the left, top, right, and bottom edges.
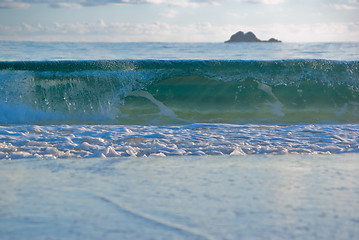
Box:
1, 59, 358, 124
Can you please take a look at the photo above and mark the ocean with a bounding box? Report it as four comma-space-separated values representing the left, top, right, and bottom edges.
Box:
1, 41, 359, 239
0, 42, 359, 159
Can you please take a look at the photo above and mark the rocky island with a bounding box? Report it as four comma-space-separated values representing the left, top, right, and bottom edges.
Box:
225, 31, 281, 43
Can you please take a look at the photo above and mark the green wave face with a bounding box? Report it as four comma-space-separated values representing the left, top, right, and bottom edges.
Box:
119, 76, 359, 124
1, 60, 359, 124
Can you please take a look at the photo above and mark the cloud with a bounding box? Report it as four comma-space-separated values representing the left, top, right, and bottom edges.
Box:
0, 0, 219, 8
1, 20, 358, 42
159, 9, 178, 18
0, 20, 236, 42
145, 0, 219, 7
234, 0, 285, 4
330, 4, 358, 10
49, 2, 83, 8
329, 0, 359, 10
0, 0, 29, 8
256, 22, 359, 42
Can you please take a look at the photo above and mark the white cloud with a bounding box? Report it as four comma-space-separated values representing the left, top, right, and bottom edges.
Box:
0, 20, 358, 42
145, 0, 197, 7
129, 0, 220, 7
159, 9, 178, 18
254, 22, 359, 42
0, 0, 29, 8
0, 21, 234, 41
0, 0, 219, 8
330, 4, 358, 10
49, 2, 83, 8
234, 0, 285, 5
329, 0, 359, 10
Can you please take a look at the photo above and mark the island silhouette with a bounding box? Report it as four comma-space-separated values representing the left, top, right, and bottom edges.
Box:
225, 31, 281, 43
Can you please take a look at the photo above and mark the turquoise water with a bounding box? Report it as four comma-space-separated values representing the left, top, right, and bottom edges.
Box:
1, 60, 358, 124
0, 42, 359, 159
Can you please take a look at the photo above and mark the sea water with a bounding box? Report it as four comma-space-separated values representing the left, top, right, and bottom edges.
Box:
0, 41, 359, 239
1, 154, 359, 240
0, 42, 359, 159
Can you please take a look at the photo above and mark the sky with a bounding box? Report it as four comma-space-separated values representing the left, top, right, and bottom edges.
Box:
0, 0, 358, 42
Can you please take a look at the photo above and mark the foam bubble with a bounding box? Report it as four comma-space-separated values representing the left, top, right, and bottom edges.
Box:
0, 124, 358, 160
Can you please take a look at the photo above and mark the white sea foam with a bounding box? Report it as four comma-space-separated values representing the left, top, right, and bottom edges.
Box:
0, 124, 358, 160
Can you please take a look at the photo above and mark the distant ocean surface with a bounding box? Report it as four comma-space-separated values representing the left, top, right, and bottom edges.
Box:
0, 41, 358, 159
